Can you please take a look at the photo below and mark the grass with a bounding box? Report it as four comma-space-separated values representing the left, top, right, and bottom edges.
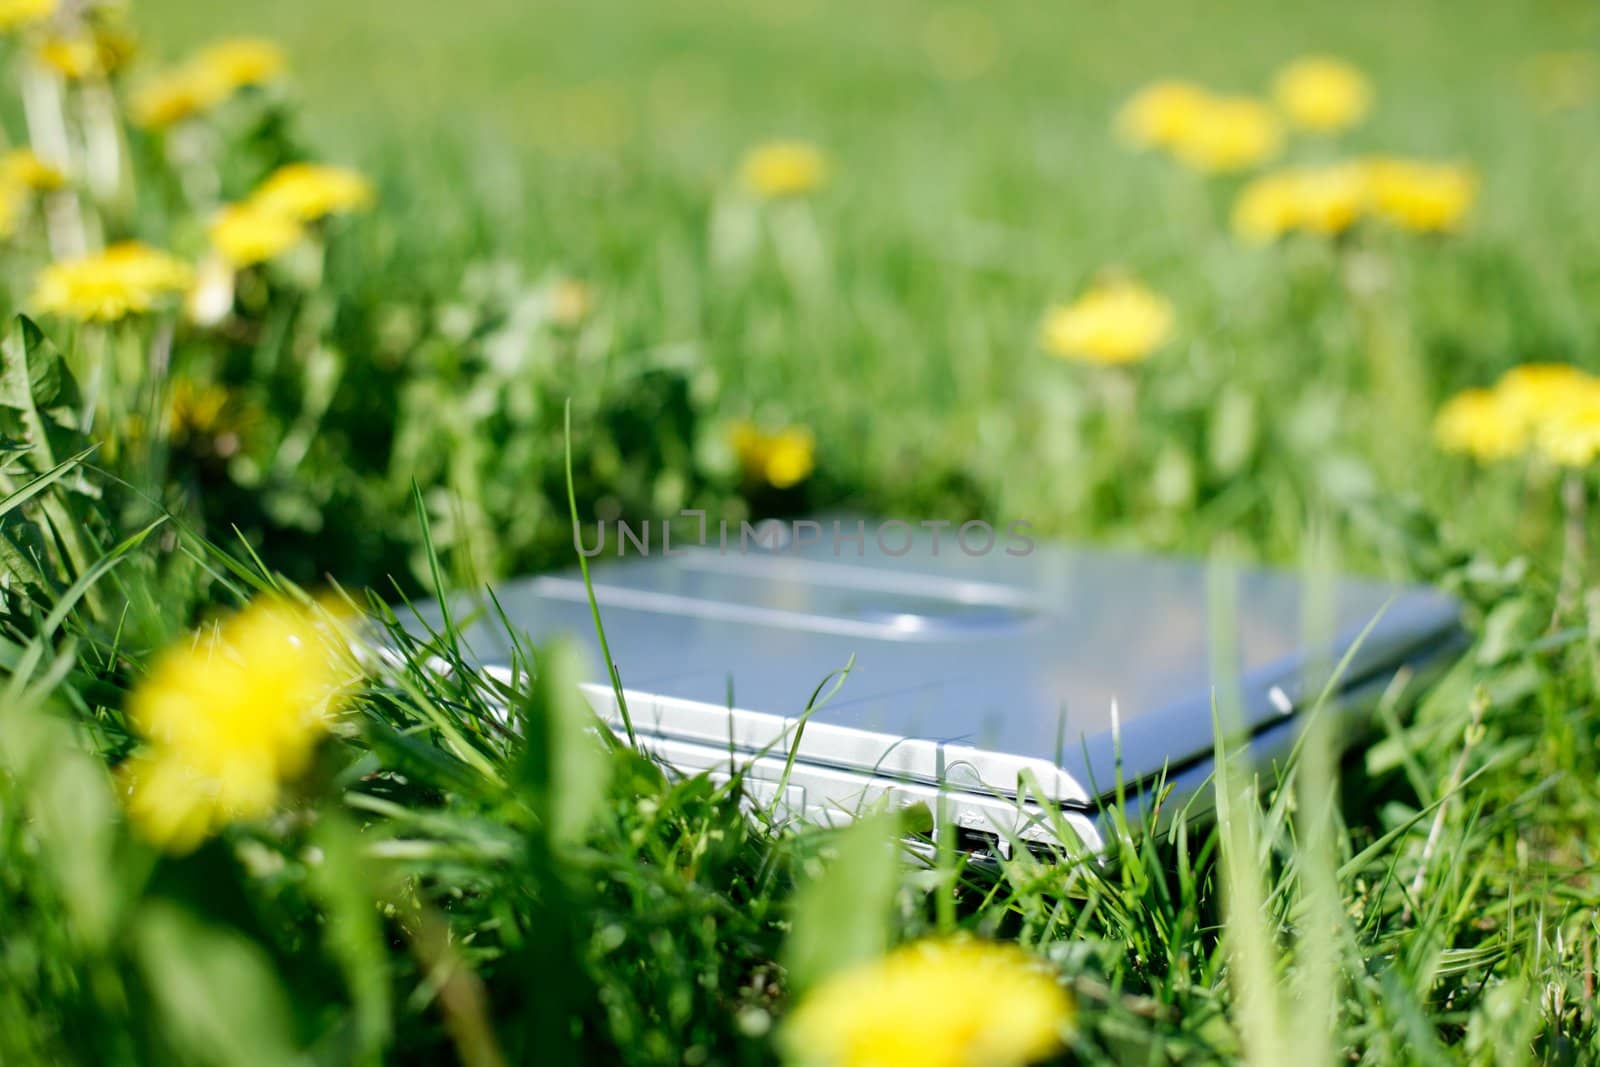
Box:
2, 0, 1600, 1063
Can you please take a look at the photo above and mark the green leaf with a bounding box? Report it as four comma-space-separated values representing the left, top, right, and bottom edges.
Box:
513, 640, 609, 847
0, 316, 90, 484
133, 902, 304, 1067
782, 813, 899, 996
307, 814, 392, 1064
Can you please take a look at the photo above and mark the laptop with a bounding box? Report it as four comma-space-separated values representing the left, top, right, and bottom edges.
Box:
405, 518, 1463, 857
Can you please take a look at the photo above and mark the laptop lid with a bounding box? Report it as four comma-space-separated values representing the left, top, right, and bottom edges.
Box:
411, 519, 1461, 807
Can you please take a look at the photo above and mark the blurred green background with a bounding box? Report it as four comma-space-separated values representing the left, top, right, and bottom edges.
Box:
130, 0, 1600, 583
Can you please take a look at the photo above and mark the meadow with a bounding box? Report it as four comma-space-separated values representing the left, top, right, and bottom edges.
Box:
3, 0, 1600, 1063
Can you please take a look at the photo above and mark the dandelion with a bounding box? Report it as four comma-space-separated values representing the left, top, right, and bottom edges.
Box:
166, 377, 232, 443
1537, 392, 1600, 467
1432, 388, 1524, 461
0, 147, 65, 191
1171, 95, 1282, 173
1363, 158, 1475, 232
1232, 163, 1367, 241
1115, 80, 1212, 149
1232, 171, 1300, 242
36, 36, 98, 79
1434, 364, 1600, 463
119, 596, 356, 854
547, 278, 594, 327
730, 420, 816, 489
0, 0, 55, 32
781, 938, 1074, 1067
1494, 363, 1594, 429
32, 242, 193, 322
252, 162, 374, 221
208, 201, 305, 267
131, 67, 229, 128
739, 140, 829, 199
192, 37, 286, 92
130, 37, 283, 129
1042, 280, 1174, 365
1272, 56, 1373, 133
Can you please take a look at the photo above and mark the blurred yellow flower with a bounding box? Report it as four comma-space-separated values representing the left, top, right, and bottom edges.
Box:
208, 201, 305, 267
36, 35, 97, 78
1537, 390, 1600, 467
1272, 56, 1373, 132
1042, 280, 1174, 365
130, 38, 283, 128
0, 147, 65, 191
781, 938, 1073, 1067
32, 242, 193, 322
1433, 388, 1524, 461
1232, 163, 1367, 241
1363, 158, 1475, 232
1495, 362, 1595, 429
119, 596, 356, 853
1115, 80, 1212, 149
1171, 95, 1282, 173
730, 420, 816, 488
548, 278, 594, 327
131, 66, 229, 128
1232, 171, 1299, 242
252, 162, 374, 221
1434, 364, 1600, 464
0, 0, 55, 32
166, 376, 232, 442
739, 140, 829, 199
192, 37, 286, 93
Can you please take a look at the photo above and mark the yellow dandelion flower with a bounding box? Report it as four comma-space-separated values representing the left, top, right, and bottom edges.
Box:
1433, 388, 1525, 461
730, 420, 817, 489
252, 162, 374, 222
0, 0, 55, 32
192, 37, 286, 93
781, 938, 1074, 1067
208, 201, 305, 267
1042, 279, 1174, 365
1363, 158, 1476, 233
36, 35, 99, 79
1536, 389, 1600, 467
1171, 95, 1282, 173
130, 66, 229, 128
548, 278, 594, 327
1234, 162, 1368, 241
38, 24, 137, 79
1272, 56, 1373, 133
119, 596, 356, 854
1494, 363, 1595, 429
32, 242, 193, 322
739, 140, 829, 199
0, 147, 65, 191
1115, 80, 1212, 149
1232, 171, 1300, 242
166, 377, 232, 442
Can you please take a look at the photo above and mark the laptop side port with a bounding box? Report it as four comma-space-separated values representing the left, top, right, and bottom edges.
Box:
954, 826, 1009, 859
